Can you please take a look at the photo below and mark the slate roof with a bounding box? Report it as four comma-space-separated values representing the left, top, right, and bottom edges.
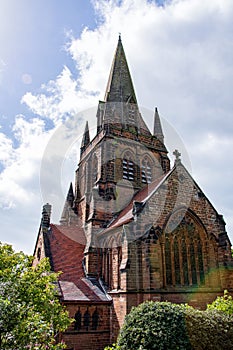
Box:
47, 224, 86, 283
44, 224, 110, 302
59, 279, 111, 302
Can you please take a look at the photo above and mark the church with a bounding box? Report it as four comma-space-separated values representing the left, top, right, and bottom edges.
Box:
33, 36, 233, 350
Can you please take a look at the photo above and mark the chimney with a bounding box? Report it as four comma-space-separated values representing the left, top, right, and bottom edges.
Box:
41, 203, 52, 229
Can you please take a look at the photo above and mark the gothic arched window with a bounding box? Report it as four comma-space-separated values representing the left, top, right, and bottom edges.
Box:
83, 308, 90, 331
164, 213, 206, 288
74, 308, 82, 331
92, 308, 99, 330
106, 248, 112, 288
160, 156, 167, 173
141, 157, 152, 184
190, 240, 197, 285
198, 240, 205, 284
122, 151, 135, 181
174, 237, 181, 285
181, 236, 189, 286
117, 246, 122, 290
165, 237, 172, 285
92, 155, 98, 185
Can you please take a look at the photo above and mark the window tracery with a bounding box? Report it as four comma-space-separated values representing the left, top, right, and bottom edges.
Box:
198, 240, 205, 284
174, 237, 180, 285
164, 213, 206, 288
181, 237, 189, 285
190, 241, 197, 285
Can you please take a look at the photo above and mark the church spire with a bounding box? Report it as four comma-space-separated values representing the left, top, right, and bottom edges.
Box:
104, 36, 137, 103
60, 182, 78, 226
66, 182, 75, 205
80, 121, 90, 155
98, 36, 151, 135
153, 107, 164, 143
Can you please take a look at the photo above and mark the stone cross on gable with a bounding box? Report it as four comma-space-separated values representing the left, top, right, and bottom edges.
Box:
173, 149, 181, 163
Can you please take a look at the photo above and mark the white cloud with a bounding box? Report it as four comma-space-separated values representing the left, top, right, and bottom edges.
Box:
0, 132, 14, 166
1, 0, 233, 252
0, 116, 48, 207
0, 114, 59, 252
22, 65, 98, 125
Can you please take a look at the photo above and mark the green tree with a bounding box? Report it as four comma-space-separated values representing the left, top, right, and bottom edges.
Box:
0, 243, 71, 349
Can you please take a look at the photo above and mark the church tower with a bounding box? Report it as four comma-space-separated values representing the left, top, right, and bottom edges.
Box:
74, 36, 170, 224
73, 36, 170, 274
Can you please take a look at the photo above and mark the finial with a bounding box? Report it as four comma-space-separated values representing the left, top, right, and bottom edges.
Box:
67, 182, 74, 203
173, 149, 181, 163
118, 32, 121, 41
153, 107, 164, 143
81, 121, 90, 151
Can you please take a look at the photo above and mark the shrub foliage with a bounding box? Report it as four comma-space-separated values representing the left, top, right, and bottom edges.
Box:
105, 297, 233, 350
117, 301, 192, 350
207, 290, 233, 315
185, 307, 233, 350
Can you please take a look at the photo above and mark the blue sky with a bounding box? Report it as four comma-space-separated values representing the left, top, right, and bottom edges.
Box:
0, 1, 95, 132
0, 0, 233, 253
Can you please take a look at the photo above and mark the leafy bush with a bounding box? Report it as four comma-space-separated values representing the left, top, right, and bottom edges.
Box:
116, 301, 192, 350
185, 307, 233, 350
104, 344, 120, 350
207, 290, 233, 315
105, 298, 233, 350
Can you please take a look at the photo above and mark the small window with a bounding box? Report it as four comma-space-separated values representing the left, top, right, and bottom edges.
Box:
141, 158, 152, 184
83, 308, 90, 331
161, 157, 167, 173
122, 152, 135, 181
74, 308, 82, 331
37, 247, 41, 261
92, 308, 99, 330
